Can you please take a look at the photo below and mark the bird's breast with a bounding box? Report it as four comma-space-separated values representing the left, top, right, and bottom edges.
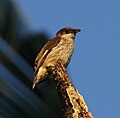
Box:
43, 38, 74, 67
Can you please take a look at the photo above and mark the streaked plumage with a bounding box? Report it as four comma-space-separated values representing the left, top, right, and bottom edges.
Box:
32, 27, 80, 89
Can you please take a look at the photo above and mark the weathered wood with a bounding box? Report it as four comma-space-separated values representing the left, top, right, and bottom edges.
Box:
54, 60, 93, 118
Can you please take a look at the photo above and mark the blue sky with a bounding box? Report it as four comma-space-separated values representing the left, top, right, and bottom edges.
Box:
17, 0, 120, 117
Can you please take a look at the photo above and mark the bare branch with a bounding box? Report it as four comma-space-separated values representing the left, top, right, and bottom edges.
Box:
54, 60, 93, 118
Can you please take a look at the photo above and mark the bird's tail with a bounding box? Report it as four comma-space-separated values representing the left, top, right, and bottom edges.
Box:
32, 77, 38, 90
32, 67, 48, 90
32, 77, 47, 90
32, 81, 37, 90
32, 74, 39, 90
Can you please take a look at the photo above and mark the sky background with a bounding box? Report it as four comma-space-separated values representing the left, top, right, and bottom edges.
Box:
17, 0, 120, 117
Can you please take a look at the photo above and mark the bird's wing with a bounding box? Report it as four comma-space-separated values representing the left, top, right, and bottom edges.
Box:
34, 37, 61, 75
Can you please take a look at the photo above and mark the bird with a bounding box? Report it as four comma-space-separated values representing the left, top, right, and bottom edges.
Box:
32, 27, 81, 89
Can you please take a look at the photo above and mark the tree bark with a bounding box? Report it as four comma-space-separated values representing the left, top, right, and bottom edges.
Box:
54, 60, 93, 118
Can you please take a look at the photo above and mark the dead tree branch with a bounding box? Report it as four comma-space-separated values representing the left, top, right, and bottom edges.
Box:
54, 60, 93, 118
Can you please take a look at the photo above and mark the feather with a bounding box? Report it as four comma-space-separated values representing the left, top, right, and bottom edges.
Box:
34, 37, 61, 75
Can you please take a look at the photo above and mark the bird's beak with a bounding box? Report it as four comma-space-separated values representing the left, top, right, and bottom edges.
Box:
74, 29, 81, 33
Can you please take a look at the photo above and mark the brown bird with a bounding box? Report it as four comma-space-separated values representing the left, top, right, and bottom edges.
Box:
32, 27, 81, 89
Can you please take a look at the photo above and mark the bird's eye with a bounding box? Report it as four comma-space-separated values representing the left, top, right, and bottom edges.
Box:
65, 31, 69, 34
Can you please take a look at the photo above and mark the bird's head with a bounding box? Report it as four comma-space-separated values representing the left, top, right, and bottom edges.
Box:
56, 27, 81, 39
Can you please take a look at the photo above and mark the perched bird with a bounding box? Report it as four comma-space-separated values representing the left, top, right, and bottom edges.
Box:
32, 27, 80, 89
